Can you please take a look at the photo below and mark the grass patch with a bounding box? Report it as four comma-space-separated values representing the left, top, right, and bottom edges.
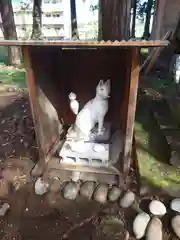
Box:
0, 46, 26, 89
135, 104, 180, 192
140, 47, 149, 57
0, 68, 26, 89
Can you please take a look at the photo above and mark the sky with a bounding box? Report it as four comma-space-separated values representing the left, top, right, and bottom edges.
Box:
12, 0, 99, 23
76, 0, 98, 23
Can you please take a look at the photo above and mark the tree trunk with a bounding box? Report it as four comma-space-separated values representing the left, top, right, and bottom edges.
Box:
70, 0, 79, 39
31, 0, 42, 39
150, 0, 180, 40
150, 0, 180, 73
142, 0, 153, 39
98, 0, 131, 41
0, 0, 21, 66
131, 0, 137, 38
150, 0, 166, 40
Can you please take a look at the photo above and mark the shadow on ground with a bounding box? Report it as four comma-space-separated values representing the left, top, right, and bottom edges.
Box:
0, 183, 101, 240
136, 97, 170, 164
0, 93, 38, 162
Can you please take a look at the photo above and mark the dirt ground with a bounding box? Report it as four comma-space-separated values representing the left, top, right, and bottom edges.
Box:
0, 183, 102, 240
0, 92, 37, 161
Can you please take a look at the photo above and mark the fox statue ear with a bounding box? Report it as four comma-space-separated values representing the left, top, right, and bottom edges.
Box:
105, 79, 111, 90
98, 79, 104, 86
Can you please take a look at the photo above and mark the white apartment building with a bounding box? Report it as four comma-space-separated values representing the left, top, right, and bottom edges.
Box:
0, 0, 72, 39
16, 0, 71, 39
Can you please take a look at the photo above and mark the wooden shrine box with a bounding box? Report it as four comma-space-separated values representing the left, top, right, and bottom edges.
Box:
0, 40, 169, 185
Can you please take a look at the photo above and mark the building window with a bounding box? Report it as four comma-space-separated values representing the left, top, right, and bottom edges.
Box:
55, 25, 64, 31
52, 12, 63, 18
52, 13, 59, 17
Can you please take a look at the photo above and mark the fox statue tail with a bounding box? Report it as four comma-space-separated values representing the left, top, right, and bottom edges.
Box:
68, 92, 79, 115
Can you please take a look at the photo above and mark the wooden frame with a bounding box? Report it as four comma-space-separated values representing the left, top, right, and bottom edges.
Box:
0, 40, 169, 184
121, 47, 140, 174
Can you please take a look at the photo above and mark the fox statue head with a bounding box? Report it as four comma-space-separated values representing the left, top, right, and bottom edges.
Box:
96, 79, 111, 100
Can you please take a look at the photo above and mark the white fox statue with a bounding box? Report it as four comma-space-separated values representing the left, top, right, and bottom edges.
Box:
68, 79, 111, 138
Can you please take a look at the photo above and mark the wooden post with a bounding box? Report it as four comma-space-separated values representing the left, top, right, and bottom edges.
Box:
122, 47, 140, 175
22, 46, 45, 172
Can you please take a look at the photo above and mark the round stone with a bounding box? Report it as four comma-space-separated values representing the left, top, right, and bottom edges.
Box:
170, 198, 180, 213
146, 217, 162, 240
96, 216, 129, 239
149, 200, 166, 216
133, 212, 150, 239
49, 179, 62, 193
171, 215, 180, 238
80, 181, 96, 199
62, 182, 79, 200
108, 186, 122, 202
34, 178, 49, 196
93, 184, 108, 204
46, 192, 62, 209
119, 191, 135, 208
0, 203, 10, 216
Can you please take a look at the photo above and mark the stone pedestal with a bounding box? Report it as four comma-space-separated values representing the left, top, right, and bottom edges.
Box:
59, 122, 111, 167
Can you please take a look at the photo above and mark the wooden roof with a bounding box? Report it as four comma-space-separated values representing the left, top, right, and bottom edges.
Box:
0, 40, 169, 48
